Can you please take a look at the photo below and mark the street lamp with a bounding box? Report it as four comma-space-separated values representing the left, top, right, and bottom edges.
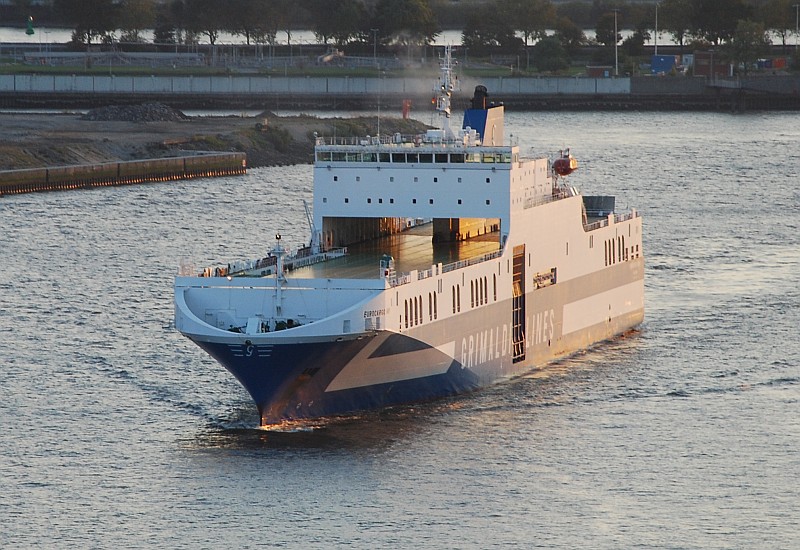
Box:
613, 9, 619, 76
654, 2, 659, 56
794, 4, 799, 53
371, 28, 379, 69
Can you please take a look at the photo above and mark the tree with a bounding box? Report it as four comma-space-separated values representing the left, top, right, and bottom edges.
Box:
724, 19, 772, 75
759, 0, 796, 53
461, 3, 522, 56
373, 0, 439, 46
554, 15, 587, 55
227, 0, 277, 45
499, 0, 556, 46
54, 0, 118, 44
118, 0, 156, 43
659, 0, 694, 56
692, 0, 751, 45
595, 11, 621, 47
313, 0, 367, 47
532, 35, 569, 72
183, 0, 227, 44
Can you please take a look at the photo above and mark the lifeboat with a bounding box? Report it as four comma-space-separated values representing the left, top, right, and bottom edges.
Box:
553, 149, 578, 176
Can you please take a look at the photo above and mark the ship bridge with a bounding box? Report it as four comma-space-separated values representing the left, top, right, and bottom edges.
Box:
312, 137, 520, 253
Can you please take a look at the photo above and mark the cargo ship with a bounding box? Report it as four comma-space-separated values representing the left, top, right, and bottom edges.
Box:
174, 47, 645, 426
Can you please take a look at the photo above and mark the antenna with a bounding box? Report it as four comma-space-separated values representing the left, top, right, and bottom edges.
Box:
435, 45, 456, 141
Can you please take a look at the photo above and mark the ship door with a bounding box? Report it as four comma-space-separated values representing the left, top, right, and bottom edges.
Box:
511, 245, 526, 363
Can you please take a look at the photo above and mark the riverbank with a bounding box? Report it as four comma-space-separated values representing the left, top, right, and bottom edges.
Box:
0, 108, 430, 171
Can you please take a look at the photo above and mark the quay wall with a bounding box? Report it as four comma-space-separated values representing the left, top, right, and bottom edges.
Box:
0, 152, 247, 196
1, 74, 798, 111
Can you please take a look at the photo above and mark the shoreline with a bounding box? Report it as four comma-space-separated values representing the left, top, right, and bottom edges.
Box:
0, 110, 430, 172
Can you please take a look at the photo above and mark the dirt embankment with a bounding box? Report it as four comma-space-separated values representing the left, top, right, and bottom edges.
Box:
0, 103, 431, 171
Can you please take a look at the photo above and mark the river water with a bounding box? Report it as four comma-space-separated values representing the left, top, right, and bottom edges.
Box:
1, 111, 798, 548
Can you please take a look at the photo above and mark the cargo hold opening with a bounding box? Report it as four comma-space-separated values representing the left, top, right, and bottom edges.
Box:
321, 216, 501, 250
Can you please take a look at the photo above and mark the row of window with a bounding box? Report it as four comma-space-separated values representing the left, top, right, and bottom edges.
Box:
332, 175, 492, 184
605, 236, 640, 266
470, 275, 498, 308
403, 293, 438, 329
332, 197, 492, 206
317, 151, 514, 164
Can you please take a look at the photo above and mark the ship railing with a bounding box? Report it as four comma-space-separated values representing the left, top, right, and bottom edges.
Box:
286, 247, 347, 270
389, 249, 502, 287
523, 188, 572, 210
186, 247, 347, 278
583, 210, 640, 232
315, 134, 478, 148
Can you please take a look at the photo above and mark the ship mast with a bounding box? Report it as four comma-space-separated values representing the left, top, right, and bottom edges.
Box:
436, 45, 457, 141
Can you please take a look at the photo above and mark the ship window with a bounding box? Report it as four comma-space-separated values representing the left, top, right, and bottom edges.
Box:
493, 274, 497, 301
486, 199, 491, 205
501, 153, 512, 163
482, 153, 496, 163
485, 178, 491, 183
429, 293, 433, 321
390, 198, 395, 204
457, 285, 461, 312
436, 153, 448, 163
316, 152, 331, 161
332, 152, 346, 161
407, 153, 418, 163
458, 199, 462, 205
356, 176, 361, 182
413, 199, 417, 204
452, 286, 456, 314
390, 177, 394, 182
458, 177, 462, 183
392, 153, 405, 163
346, 152, 360, 162
333, 176, 338, 181
367, 198, 372, 203
363, 153, 377, 162
433, 177, 438, 183
470, 280, 474, 308
379, 153, 390, 162
414, 177, 418, 182
419, 153, 432, 163
379, 198, 383, 204
429, 199, 434, 204
323, 197, 327, 203
344, 198, 349, 203
413, 298, 418, 326
466, 153, 480, 163
433, 292, 437, 319
404, 301, 409, 329
451, 154, 465, 163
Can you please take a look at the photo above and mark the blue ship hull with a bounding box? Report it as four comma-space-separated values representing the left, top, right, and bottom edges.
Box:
194, 333, 480, 425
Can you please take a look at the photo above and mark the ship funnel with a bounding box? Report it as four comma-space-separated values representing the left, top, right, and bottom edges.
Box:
471, 85, 488, 110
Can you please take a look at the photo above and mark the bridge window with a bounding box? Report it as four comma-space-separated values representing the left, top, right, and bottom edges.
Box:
379, 153, 390, 162
451, 154, 464, 163
436, 153, 448, 163
419, 153, 433, 163
392, 153, 405, 163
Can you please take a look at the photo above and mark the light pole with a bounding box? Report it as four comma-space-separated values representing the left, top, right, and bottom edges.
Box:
794, 4, 799, 53
371, 28, 379, 69
654, 2, 659, 56
613, 9, 619, 76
